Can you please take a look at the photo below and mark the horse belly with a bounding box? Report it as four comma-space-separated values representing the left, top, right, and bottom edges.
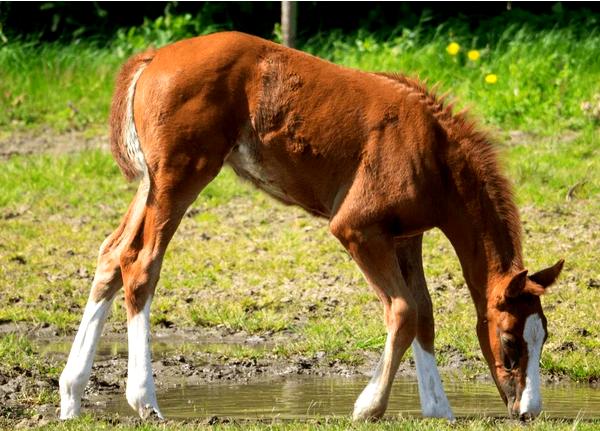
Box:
226, 139, 293, 203
226, 134, 331, 217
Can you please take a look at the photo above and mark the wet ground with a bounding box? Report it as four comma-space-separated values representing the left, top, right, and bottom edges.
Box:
35, 337, 600, 421
101, 375, 600, 420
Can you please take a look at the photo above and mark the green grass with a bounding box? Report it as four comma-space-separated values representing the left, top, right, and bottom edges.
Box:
0, 43, 122, 133
507, 127, 599, 205
0, 334, 59, 378
5, 416, 600, 431
0, 335, 60, 409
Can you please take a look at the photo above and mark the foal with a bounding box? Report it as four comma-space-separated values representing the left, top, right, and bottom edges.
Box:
59, 32, 564, 421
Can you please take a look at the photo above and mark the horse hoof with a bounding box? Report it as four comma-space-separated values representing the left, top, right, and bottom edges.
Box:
352, 405, 385, 422
140, 404, 164, 421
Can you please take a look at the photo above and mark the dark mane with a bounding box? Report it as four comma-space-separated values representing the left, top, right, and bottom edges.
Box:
376, 72, 523, 270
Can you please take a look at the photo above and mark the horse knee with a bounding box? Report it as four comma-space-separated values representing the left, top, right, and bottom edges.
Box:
387, 298, 418, 337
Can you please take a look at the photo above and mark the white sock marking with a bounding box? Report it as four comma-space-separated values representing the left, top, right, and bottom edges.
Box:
520, 313, 544, 417
412, 340, 454, 419
126, 297, 163, 419
59, 297, 114, 419
353, 352, 387, 421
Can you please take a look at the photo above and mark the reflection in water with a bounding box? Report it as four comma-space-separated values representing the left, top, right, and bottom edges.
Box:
103, 375, 600, 420
38, 338, 600, 420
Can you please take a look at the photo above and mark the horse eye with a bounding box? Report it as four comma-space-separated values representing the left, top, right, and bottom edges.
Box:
503, 355, 512, 371
501, 336, 520, 370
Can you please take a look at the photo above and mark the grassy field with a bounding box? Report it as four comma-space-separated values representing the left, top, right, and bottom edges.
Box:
0, 16, 599, 431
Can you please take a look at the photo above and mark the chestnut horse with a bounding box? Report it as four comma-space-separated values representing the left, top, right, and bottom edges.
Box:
59, 32, 564, 421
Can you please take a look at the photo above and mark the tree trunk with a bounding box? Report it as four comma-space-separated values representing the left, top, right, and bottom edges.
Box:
281, 1, 297, 48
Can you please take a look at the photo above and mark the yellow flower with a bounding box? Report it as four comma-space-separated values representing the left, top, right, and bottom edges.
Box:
446, 42, 460, 56
485, 74, 498, 84
468, 50, 480, 61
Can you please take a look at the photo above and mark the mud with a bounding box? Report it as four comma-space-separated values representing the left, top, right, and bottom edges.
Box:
0, 129, 108, 159
0, 330, 370, 428
2, 331, 599, 428
36, 332, 376, 392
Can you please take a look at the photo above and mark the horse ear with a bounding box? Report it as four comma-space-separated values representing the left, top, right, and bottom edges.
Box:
529, 259, 565, 288
505, 269, 528, 298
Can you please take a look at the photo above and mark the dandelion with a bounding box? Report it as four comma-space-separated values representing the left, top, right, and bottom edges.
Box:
485, 74, 498, 84
468, 50, 480, 61
446, 42, 460, 56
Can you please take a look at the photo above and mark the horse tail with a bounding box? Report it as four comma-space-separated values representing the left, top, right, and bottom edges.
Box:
109, 49, 156, 181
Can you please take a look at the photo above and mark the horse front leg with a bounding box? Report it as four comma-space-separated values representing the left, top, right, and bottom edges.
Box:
330, 221, 418, 421
397, 235, 454, 420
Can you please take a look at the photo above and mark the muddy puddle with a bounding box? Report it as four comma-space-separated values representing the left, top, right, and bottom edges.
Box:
38, 338, 600, 420
99, 376, 600, 420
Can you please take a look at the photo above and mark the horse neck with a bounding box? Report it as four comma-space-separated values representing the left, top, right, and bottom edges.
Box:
438, 134, 523, 317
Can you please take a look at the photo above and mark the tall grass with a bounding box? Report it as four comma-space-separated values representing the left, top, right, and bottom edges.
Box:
0, 43, 121, 132
0, 19, 598, 134
305, 27, 600, 132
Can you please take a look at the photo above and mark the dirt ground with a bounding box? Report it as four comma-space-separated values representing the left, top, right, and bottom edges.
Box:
0, 323, 517, 429
0, 129, 110, 159
0, 325, 415, 428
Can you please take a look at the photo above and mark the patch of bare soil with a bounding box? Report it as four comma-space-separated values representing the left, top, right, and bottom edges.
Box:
0, 129, 108, 159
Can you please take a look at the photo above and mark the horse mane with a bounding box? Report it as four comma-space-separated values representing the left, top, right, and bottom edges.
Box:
376, 72, 523, 269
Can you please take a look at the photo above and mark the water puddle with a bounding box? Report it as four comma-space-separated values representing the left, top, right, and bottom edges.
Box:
100, 375, 600, 420
38, 338, 600, 420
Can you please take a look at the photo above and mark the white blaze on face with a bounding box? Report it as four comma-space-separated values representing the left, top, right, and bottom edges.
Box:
520, 313, 545, 417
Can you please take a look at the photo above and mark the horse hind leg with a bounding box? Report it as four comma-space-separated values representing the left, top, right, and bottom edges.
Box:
59, 180, 149, 419
120, 155, 222, 419
396, 235, 453, 420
